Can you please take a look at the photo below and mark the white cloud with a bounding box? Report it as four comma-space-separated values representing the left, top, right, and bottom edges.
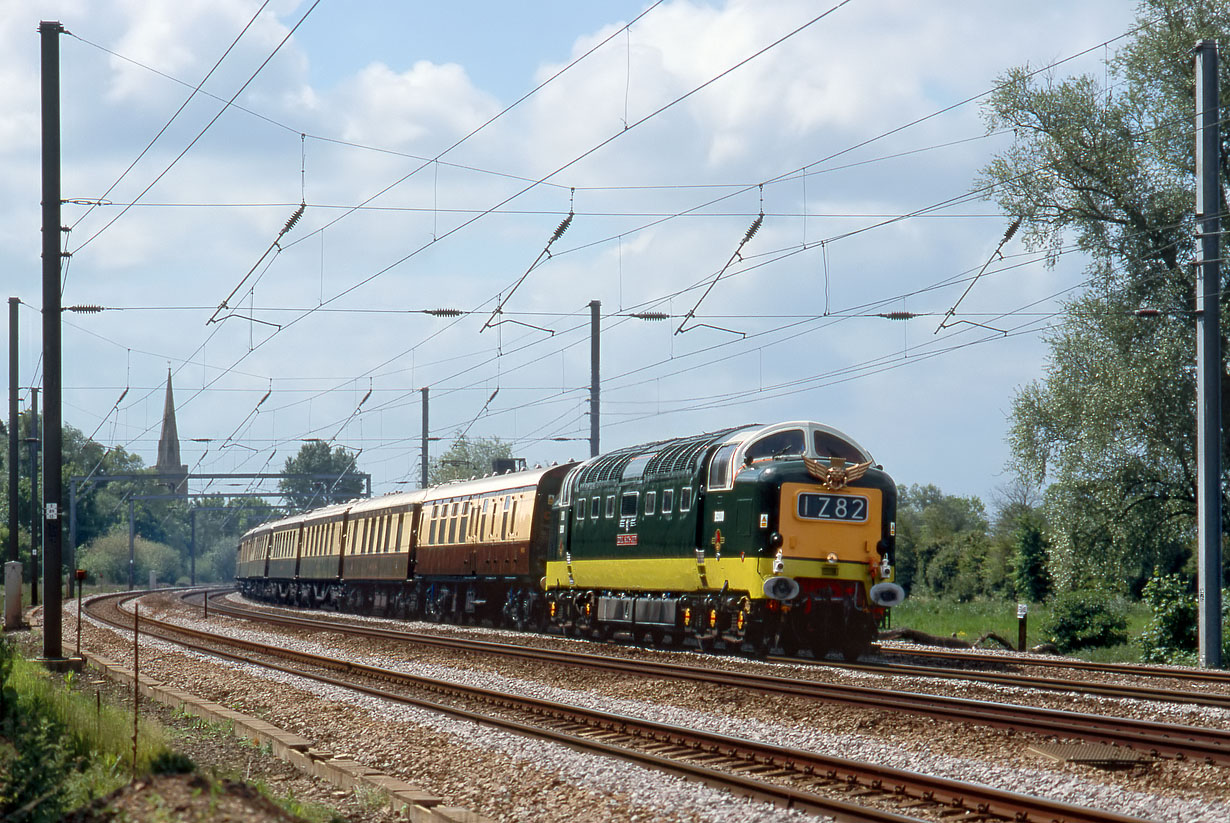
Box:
0, 0, 1137, 501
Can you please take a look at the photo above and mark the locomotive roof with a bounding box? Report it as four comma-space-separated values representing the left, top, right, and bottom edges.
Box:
569, 421, 873, 488
572, 424, 754, 486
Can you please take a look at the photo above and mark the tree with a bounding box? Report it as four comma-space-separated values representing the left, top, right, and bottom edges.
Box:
1012, 513, 1050, 602
429, 435, 514, 485
893, 484, 999, 597
278, 441, 365, 511
979, 0, 1230, 595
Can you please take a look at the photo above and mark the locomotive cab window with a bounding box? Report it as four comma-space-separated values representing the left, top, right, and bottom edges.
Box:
708, 443, 739, 490
745, 429, 805, 462
813, 430, 866, 463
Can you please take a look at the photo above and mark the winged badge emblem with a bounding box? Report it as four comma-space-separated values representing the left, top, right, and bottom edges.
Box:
804, 456, 872, 491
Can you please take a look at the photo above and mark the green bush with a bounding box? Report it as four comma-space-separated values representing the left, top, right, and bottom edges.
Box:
78, 529, 181, 585
1138, 572, 1197, 663
1042, 588, 1128, 652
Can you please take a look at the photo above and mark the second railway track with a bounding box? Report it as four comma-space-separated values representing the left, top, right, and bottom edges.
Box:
202, 590, 1230, 766
84, 589, 1163, 823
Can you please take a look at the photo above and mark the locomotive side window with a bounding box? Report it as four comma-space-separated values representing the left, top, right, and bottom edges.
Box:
605, 495, 616, 518
746, 429, 805, 461
644, 490, 656, 516
662, 488, 674, 514
680, 487, 693, 512
708, 443, 739, 489
590, 496, 601, 519
812, 430, 865, 462
620, 492, 638, 516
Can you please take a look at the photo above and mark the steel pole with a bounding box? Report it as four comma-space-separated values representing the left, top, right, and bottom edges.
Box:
590, 300, 600, 458
421, 387, 429, 487
128, 498, 135, 591
1194, 40, 1223, 669
7, 298, 18, 566
40, 20, 65, 659
27, 388, 38, 608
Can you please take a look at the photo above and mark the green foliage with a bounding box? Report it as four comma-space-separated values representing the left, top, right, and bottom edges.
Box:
0, 639, 178, 819
1013, 513, 1050, 602
429, 435, 514, 485
150, 750, 196, 775
982, 1, 1230, 597
893, 484, 1017, 599
78, 529, 181, 585
279, 441, 365, 511
1042, 589, 1129, 652
1138, 571, 1198, 663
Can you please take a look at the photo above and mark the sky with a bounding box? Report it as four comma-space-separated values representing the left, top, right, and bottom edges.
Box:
0, 0, 1145, 511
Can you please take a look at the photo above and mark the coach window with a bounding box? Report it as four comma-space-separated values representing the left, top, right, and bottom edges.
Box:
449, 502, 459, 543
509, 499, 519, 538
590, 496, 601, 519
458, 504, 469, 544
680, 486, 693, 512
662, 489, 674, 515
427, 507, 438, 545
644, 490, 657, 517
708, 443, 739, 490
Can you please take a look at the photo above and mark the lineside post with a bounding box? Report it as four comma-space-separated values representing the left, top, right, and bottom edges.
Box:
1194, 40, 1223, 669
590, 300, 600, 457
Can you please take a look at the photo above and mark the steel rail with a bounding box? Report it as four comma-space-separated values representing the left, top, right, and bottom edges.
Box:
796, 658, 1230, 709
87, 590, 1152, 823
876, 645, 1230, 686
200, 592, 1230, 765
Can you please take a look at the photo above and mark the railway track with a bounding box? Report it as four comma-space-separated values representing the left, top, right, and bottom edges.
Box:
792, 656, 1230, 709
876, 645, 1230, 687
201, 591, 1230, 765
85, 590, 1154, 823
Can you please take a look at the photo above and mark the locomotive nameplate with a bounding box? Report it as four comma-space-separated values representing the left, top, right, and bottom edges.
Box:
796, 493, 868, 522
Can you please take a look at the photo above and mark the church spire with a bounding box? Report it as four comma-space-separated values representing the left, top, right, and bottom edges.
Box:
155, 368, 188, 494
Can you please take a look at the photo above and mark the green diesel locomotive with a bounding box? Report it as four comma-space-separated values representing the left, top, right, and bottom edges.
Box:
543, 420, 902, 659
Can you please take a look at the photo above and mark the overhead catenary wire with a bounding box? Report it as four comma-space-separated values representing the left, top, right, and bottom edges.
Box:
68, 0, 324, 256
66, 0, 275, 235
67, 8, 1180, 487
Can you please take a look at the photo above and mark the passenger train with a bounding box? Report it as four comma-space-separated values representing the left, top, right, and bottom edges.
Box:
237, 420, 904, 659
